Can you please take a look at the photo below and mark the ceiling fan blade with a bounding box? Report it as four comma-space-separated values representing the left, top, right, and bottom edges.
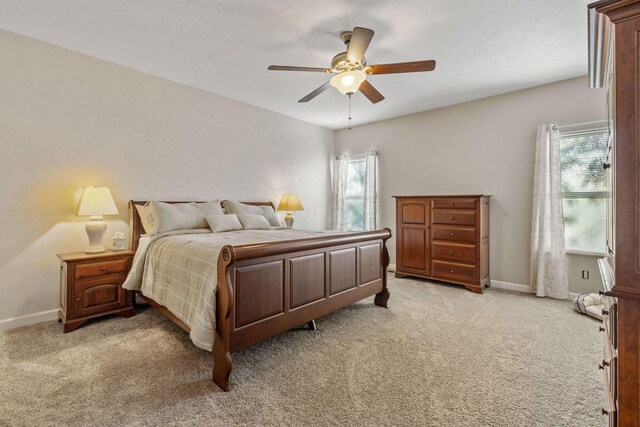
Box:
367, 60, 436, 75
346, 27, 374, 63
359, 80, 385, 104
298, 81, 331, 103
268, 65, 330, 73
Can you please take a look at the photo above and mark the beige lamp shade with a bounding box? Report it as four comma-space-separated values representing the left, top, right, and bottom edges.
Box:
77, 186, 119, 217
277, 194, 304, 212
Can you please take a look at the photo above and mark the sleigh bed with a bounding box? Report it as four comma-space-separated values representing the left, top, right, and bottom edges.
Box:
127, 200, 392, 391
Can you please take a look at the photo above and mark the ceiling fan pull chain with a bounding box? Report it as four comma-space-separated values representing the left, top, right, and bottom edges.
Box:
348, 93, 352, 130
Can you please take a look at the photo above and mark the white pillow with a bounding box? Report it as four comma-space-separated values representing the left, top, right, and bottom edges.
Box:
135, 204, 154, 235
205, 214, 243, 232
223, 200, 263, 215
223, 200, 281, 226
260, 206, 281, 227
143, 201, 224, 234
236, 214, 272, 230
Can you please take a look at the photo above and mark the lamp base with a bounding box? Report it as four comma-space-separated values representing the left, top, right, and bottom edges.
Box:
284, 212, 295, 228
85, 218, 107, 254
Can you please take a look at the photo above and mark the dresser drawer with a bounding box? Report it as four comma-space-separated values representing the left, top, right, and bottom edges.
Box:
75, 259, 129, 279
602, 300, 617, 350
432, 199, 476, 210
432, 242, 476, 264
432, 210, 476, 226
432, 227, 476, 244
433, 261, 476, 284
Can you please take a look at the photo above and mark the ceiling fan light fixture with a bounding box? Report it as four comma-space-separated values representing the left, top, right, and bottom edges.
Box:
330, 70, 366, 95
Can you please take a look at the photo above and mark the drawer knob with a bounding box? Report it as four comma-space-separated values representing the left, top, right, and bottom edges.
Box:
450, 270, 454, 273
602, 309, 609, 316
450, 232, 455, 236
450, 202, 455, 206
100, 266, 107, 272
598, 360, 610, 370
598, 290, 604, 296
450, 216, 455, 220
450, 250, 455, 254
599, 326, 605, 332
76, 297, 81, 302
602, 408, 609, 416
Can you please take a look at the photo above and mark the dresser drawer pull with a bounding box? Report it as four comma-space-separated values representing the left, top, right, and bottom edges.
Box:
450, 269, 455, 273
602, 309, 609, 316
450, 250, 455, 254
602, 409, 609, 416
598, 290, 604, 296
599, 326, 605, 332
450, 216, 455, 220
100, 266, 107, 272
598, 360, 610, 370
450, 232, 455, 236
450, 202, 455, 206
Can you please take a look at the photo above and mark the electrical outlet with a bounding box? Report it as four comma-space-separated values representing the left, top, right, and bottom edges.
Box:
582, 270, 590, 280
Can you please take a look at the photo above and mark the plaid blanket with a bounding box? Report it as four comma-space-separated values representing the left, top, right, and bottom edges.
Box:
123, 228, 336, 350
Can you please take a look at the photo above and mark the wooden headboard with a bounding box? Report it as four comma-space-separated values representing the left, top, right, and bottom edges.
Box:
128, 200, 277, 251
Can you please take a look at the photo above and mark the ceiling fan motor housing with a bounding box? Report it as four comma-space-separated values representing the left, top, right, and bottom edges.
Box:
331, 51, 365, 73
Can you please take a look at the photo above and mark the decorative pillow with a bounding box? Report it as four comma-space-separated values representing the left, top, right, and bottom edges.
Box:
223, 200, 281, 226
260, 205, 281, 227
236, 214, 272, 230
205, 214, 243, 232
143, 201, 224, 234
135, 204, 154, 235
223, 200, 263, 215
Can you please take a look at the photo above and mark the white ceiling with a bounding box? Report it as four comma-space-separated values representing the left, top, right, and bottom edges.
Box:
0, 0, 591, 129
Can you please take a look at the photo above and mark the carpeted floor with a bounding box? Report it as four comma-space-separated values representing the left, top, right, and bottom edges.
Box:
0, 275, 606, 427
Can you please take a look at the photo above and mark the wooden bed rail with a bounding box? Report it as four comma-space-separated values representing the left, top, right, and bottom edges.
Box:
224, 229, 393, 262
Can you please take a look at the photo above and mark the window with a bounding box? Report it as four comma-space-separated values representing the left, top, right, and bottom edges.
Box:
559, 129, 609, 254
345, 156, 366, 231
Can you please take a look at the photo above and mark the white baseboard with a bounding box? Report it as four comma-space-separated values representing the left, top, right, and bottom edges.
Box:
387, 263, 396, 272
489, 280, 531, 293
491, 280, 581, 301
0, 309, 58, 331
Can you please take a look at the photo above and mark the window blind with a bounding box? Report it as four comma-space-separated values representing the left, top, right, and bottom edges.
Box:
559, 129, 609, 254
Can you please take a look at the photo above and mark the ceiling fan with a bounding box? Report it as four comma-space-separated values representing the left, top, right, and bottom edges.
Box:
267, 27, 436, 104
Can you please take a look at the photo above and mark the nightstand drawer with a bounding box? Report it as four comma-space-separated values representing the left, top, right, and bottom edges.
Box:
72, 274, 128, 317
75, 259, 129, 279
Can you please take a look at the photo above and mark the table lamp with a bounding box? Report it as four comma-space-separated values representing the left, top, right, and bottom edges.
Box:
277, 194, 303, 227
76, 186, 119, 253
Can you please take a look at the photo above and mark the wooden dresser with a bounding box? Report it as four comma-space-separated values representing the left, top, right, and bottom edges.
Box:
589, 1, 640, 425
393, 195, 490, 293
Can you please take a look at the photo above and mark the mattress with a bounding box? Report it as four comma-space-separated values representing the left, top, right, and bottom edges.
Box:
122, 228, 337, 350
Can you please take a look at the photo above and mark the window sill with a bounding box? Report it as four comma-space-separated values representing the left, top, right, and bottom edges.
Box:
566, 250, 606, 257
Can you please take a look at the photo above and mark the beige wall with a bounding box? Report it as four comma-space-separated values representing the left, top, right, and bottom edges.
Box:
336, 76, 606, 294
0, 30, 334, 324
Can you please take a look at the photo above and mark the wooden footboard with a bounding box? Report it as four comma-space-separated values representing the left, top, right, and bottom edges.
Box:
213, 229, 392, 391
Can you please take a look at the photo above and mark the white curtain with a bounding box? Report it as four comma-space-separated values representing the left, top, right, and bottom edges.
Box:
363, 150, 378, 231
332, 155, 348, 231
530, 124, 569, 299
332, 151, 379, 231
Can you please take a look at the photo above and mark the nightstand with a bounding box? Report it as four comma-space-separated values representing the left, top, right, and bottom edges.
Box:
57, 250, 136, 333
